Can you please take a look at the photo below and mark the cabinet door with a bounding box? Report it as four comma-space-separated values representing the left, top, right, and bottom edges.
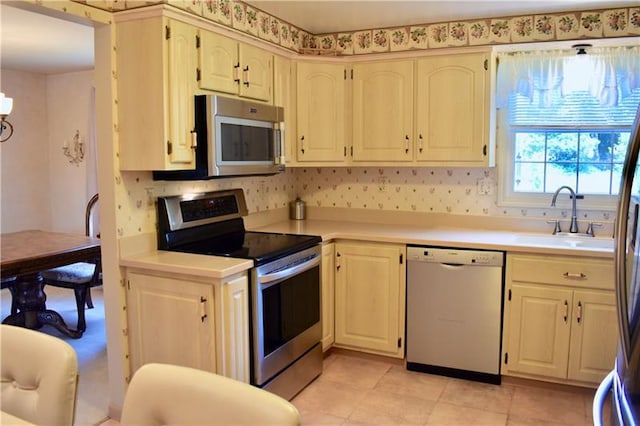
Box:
127, 272, 215, 374
416, 52, 490, 165
567, 290, 618, 383
198, 30, 239, 95
296, 62, 346, 162
334, 242, 404, 357
274, 56, 296, 165
352, 61, 414, 162
220, 274, 250, 383
117, 17, 196, 170
321, 243, 335, 351
239, 43, 272, 102
506, 284, 572, 379
167, 19, 198, 165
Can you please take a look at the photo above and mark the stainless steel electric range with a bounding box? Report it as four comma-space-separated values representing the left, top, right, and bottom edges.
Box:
157, 189, 323, 400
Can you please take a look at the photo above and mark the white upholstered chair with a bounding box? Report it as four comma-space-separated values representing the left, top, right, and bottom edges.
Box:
0, 324, 79, 426
121, 363, 301, 426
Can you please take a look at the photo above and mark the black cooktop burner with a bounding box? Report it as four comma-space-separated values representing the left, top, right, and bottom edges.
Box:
172, 231, 322, 266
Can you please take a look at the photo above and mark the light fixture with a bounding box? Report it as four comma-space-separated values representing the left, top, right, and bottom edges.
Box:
0, 92, 14, 143
572, 43, 592, 55
63, 130, 85, 165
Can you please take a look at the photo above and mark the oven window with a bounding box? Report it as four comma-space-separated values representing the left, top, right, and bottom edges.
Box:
262, 266, 320, 357
220, 123, 274, 162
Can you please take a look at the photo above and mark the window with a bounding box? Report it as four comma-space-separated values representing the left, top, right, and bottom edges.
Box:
497, 46, 640, 209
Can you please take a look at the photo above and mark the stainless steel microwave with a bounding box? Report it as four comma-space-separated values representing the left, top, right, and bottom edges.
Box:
154, 95, 285, 180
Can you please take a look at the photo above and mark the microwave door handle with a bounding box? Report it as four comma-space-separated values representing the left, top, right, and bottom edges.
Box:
275, 123, 284, 165
258, 255, 320, 287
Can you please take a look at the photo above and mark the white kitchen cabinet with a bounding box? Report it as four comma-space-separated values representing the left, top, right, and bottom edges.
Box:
321, 243, 335, 351
352, 60, 414, 162
503, 254, 617, 385
334, 241, 405, 358
415, 51, 495, 166
198, 30, 272, 102
126, 269, 249, 382
296, 62, 348, 163
117, 17, 198, 171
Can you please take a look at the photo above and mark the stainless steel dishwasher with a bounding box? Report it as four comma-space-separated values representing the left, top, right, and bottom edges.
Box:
406, 246, 504, 384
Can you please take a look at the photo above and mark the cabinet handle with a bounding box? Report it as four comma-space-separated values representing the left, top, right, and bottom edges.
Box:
336, 252, 341, 271
563, 300, 568, 323
300, 135, 305, 154
233, 62, 240, 84
190, 130, 197, 149
563, 272, 587, 280
418, 134, 423, 153
200, 296, 208, 322
405, 135, 409, 154
243, 65, 250, 87
576, 301, 582, 324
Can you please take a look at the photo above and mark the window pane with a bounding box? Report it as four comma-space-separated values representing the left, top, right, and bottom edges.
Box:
546, 163, 577, 190
514, 162, 544, 192
614, 132, 632, 162
612, 164, 624, 195
578, 163, 612, 194
515, 132, 545, 161
547, 133, 578, 163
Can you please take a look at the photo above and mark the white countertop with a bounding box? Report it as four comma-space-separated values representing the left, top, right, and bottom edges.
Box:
250, 219, 614, 258
120, 250, 253, 279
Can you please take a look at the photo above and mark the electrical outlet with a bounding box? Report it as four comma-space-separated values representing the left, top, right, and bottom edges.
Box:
377, 177, 388, 193
477, 178, 493, 195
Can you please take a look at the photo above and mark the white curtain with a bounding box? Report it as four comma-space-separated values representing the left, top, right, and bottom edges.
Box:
496, 46, 640, 108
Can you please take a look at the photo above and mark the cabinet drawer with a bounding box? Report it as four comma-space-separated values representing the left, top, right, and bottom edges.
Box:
508, 254, 613, 290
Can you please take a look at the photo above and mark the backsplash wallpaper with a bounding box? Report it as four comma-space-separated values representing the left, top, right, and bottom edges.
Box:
118, 167, 614, 238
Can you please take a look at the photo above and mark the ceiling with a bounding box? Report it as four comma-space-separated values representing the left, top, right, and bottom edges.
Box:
1, 1, 638, 75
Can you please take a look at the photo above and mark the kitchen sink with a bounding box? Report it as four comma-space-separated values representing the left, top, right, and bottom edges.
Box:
514, 233, 614, 250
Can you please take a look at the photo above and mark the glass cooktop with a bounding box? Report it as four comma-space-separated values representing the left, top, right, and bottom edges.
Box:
171, 231, 321, 265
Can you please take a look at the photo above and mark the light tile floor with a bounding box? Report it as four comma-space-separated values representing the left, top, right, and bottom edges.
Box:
292, 350, 601, 426
100, 349, 605, 425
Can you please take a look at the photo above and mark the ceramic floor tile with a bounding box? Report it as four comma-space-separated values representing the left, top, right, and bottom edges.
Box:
291, 377, 368, 419
426, 401, 508, 425
506, 414, 585, 426
319, 353, 393, 389
347, 387, 436, 425
374, 365, 450, 402
509, 385, 590, 425
297, 409, 349, 426
439, 378, 516, 414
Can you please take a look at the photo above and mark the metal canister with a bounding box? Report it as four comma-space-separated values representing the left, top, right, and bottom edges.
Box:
289, 197, 306, 220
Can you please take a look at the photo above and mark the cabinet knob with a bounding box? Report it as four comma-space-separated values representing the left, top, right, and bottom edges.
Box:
404, 135, 409, 154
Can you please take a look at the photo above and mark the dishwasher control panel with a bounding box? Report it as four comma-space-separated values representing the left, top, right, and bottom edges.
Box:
407, 246, 504, 266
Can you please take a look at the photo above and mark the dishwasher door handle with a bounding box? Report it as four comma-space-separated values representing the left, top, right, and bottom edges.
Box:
440, 263, 465, 268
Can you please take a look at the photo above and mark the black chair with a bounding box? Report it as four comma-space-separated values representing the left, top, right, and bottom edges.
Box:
41, 194, 101, 333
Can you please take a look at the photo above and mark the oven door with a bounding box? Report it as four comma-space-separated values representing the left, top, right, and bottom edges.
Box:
252, 245, 321, 386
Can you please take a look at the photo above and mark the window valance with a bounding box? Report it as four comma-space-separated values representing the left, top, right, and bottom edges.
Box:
496, 46, 640, 108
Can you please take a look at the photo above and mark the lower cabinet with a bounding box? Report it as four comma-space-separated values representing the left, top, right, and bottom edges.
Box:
321, 243, 335, 351
334, 241, 406, 358
503, 253, 617, 385
126, 269, 249, 382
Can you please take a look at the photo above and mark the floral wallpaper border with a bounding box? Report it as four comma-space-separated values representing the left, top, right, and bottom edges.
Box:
79, 0, 640, 55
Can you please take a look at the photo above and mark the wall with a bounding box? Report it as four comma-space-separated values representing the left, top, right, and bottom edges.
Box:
47, 70, 95, 234
0, 69, 51, 233
0, 68, 94, 234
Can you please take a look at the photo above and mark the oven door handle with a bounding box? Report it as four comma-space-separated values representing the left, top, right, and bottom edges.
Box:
258, 255, 320, 286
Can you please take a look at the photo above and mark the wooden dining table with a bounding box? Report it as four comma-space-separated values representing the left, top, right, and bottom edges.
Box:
1, 230, 101, 338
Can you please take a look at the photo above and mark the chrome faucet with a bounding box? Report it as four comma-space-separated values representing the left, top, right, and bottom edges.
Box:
550, 185, 579, 233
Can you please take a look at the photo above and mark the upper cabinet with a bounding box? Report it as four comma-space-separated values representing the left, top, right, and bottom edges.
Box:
198, 31, 272, 102
352, 60, 414, 162
117, 17, 198, 171
296, 62, 348, 163
415, 52, 495, 166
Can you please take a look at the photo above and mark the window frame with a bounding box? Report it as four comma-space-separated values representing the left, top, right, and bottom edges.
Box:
495, 41, 640, 212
